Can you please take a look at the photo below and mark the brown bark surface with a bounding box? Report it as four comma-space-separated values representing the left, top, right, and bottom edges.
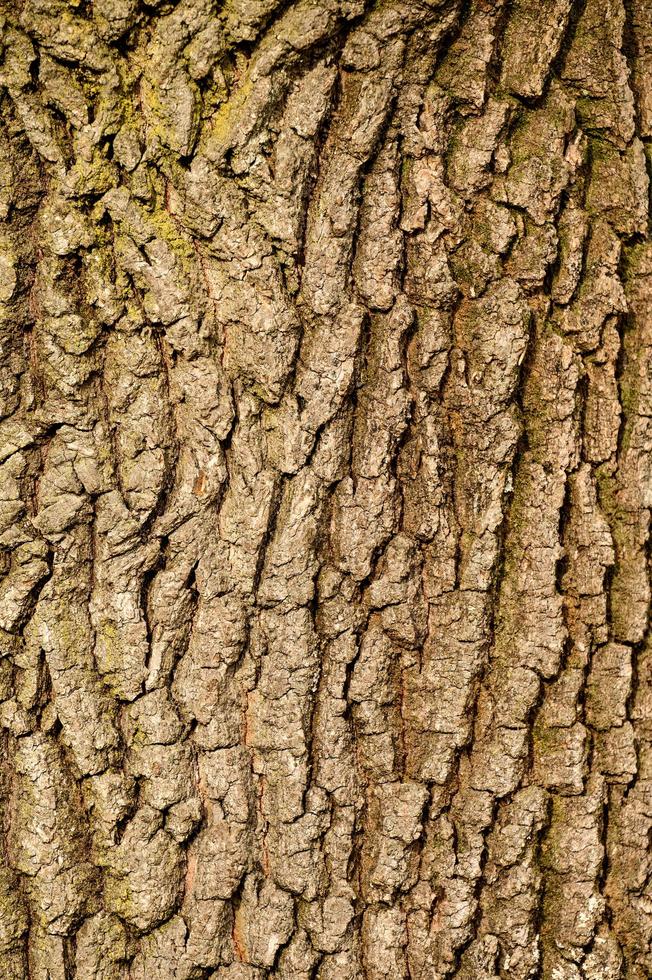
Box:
1, 0, 652, 977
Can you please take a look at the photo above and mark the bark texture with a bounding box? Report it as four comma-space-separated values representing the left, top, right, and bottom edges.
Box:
1, 0, 652, 977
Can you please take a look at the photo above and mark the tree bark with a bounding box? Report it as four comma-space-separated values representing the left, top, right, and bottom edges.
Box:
1, 0, 651, 977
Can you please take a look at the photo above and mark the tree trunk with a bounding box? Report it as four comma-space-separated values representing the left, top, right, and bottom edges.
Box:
0, 0, 651, 977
